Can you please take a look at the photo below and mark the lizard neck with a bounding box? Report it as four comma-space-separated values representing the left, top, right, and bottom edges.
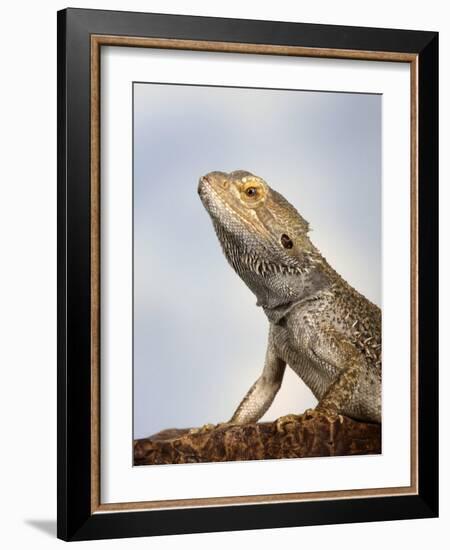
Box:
255, 262, 331, 324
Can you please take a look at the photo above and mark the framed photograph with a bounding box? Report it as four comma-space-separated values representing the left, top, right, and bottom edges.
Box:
57, 8, 438, 541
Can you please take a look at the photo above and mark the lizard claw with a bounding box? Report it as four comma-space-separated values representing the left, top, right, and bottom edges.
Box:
302, 408, 317, 420
276, 414, 301, 433
314, 406, 345, 423
189, 423, 216, 435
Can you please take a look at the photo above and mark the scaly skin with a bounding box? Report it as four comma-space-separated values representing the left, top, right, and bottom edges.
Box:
198, 170, 381, 424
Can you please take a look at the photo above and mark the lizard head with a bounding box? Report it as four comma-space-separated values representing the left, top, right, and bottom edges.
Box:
198, 170, 311, 265
198, 170, 328, 317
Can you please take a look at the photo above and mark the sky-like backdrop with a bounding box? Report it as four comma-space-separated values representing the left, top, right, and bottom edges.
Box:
133, 82, 381, 439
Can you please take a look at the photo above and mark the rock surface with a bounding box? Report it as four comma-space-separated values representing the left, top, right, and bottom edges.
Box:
134, 412, 381, 466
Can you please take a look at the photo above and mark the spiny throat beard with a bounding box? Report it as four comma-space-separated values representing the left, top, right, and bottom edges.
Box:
213, 222, 304, 278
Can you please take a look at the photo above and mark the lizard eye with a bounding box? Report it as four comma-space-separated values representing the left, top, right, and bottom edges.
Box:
281, 234, 293, 249
245, 187, 257, 197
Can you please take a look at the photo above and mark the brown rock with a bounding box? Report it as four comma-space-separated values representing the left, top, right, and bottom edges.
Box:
133, 412, 381, 466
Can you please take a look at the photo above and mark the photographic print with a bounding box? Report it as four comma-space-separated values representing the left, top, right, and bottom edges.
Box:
132, 82, 382, 466
58, 9, 438, 540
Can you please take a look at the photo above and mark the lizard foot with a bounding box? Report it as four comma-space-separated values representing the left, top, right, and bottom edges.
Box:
188, 423, 216, 435
189, 421, 235, 435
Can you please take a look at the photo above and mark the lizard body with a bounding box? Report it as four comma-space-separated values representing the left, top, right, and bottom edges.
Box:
198, 170, 381, 424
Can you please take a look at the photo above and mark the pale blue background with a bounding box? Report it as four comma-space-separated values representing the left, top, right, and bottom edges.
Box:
133, 83, 381, 439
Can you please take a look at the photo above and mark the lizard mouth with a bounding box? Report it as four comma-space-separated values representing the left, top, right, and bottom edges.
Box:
197, 176, 215, 210
197, 176, 212, 203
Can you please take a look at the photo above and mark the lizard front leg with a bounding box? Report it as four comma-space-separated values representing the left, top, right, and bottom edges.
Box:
308, 329, 367, 419
276, 330, 365, 433
230, 328, 286, 424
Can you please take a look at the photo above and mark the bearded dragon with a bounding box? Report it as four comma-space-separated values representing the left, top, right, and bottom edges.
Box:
198, 170, 381, 425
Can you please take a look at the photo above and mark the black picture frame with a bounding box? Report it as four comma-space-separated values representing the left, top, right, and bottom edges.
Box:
57, 7, 438, 541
